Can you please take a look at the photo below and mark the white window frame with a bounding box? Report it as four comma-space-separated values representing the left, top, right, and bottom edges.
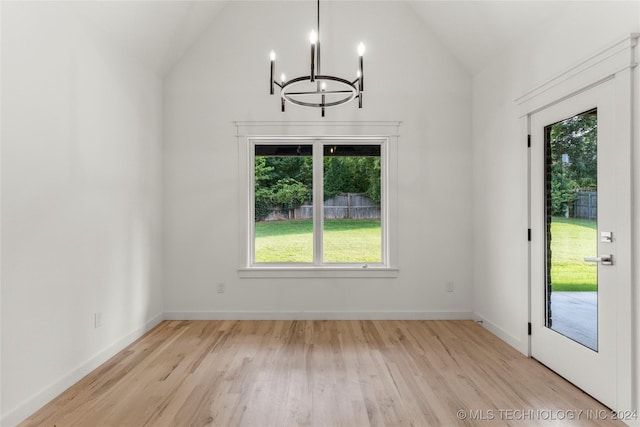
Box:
239, 136, 398, 278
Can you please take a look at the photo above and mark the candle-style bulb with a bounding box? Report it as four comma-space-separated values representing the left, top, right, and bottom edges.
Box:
357, 42, 365, 56
357, 70, 361, 78
321, 82, 327, 91
310, 30, 317, 44
269, 51, 276, 95
280, 73, 286, 83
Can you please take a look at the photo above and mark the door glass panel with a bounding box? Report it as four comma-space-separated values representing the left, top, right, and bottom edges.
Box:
544, 109, 598, 351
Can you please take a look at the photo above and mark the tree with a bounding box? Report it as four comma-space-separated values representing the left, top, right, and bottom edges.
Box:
549, 112, 597, 216
271, 178, 310, 218
254, 157, 275, 221
254, 156, 312, 220
263, 157, 312, 189
550, 162, 578, 216
364, 157, 381, 203
255, 153, 381, 221
323, 156, 380, 202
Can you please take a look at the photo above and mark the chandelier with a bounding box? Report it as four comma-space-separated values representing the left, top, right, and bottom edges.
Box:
269, 0, 365, 117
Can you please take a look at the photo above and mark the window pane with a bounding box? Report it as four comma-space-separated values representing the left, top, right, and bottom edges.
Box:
323, 145, 382, 263
254, 144, 313, 263
545, 109, 598, 351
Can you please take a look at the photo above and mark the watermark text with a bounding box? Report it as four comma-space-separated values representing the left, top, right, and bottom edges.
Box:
456, 408, 638, 422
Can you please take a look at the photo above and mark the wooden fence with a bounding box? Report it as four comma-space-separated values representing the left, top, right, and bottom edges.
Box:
573, 191, 596, 220
322, 193, 380, 219
263, 193, 380, 221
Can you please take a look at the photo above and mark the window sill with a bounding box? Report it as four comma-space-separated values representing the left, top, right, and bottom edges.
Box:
238, 267, 399, 279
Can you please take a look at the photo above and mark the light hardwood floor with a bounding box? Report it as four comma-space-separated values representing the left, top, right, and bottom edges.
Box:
20, 320, 624, 426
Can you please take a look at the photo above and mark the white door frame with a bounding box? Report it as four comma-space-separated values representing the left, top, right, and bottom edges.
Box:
516, 34, 638, 412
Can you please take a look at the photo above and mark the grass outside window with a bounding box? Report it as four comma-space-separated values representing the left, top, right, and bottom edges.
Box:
255, 219, 381, 263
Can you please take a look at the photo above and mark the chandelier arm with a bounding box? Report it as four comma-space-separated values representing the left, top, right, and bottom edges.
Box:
314, 75, 353, 84
281, 75, 313, 87
270, 60, 275, 94
311, 42, 316, 82
280, 75, 357, 92
286, 90, 354, 96
316, 0, 321, 75
359, 56, 364, 92
281, 75, 357, 108
284, 96, 356, 108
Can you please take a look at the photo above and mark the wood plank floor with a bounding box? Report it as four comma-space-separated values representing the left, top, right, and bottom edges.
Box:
20, 320, 624, 426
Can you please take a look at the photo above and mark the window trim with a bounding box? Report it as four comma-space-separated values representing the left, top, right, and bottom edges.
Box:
239, 135, 397, 277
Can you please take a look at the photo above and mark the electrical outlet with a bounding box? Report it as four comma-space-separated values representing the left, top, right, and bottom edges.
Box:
445, 281, 454, 293
217, 282, 225, 293
94, 312, 103, 328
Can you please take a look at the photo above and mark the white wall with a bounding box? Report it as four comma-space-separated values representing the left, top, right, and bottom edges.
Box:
1, 2, 164, 424
635, 27, 640, 427
633, 38, 640, 425
163, 1, 473, 318
471, 0, 640, 417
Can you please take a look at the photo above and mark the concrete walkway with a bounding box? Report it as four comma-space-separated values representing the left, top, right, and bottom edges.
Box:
549, 291, 597, 351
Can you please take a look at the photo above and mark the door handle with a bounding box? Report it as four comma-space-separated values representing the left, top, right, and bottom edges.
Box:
584, 255, 613, 265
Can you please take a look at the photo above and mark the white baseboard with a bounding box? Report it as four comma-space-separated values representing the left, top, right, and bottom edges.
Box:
163, 310, 475, 321
1, 313, 164, 427
473, 313, 526, 355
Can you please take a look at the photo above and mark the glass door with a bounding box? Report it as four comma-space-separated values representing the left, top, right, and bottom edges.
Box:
530, 80, 616, 409
544, 109, 598, 351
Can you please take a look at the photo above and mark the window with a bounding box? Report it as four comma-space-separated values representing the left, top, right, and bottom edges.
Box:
245, 137, 393, 273
254, 143, 314, 263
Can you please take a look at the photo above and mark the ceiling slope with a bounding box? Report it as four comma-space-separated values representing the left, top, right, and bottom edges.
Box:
70, 0, 229, 76
67, 1, 618, 78
407, 1, 568, 75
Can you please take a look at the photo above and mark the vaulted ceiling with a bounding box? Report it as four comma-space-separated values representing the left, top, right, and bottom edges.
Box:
67, 1, 609, 77
407, 1, 570, 74
70, 0, 230, 75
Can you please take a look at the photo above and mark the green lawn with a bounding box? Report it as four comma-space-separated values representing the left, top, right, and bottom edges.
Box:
255, 219, 381, 263
551, 217, 597, 291
255, 217, 596, 289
